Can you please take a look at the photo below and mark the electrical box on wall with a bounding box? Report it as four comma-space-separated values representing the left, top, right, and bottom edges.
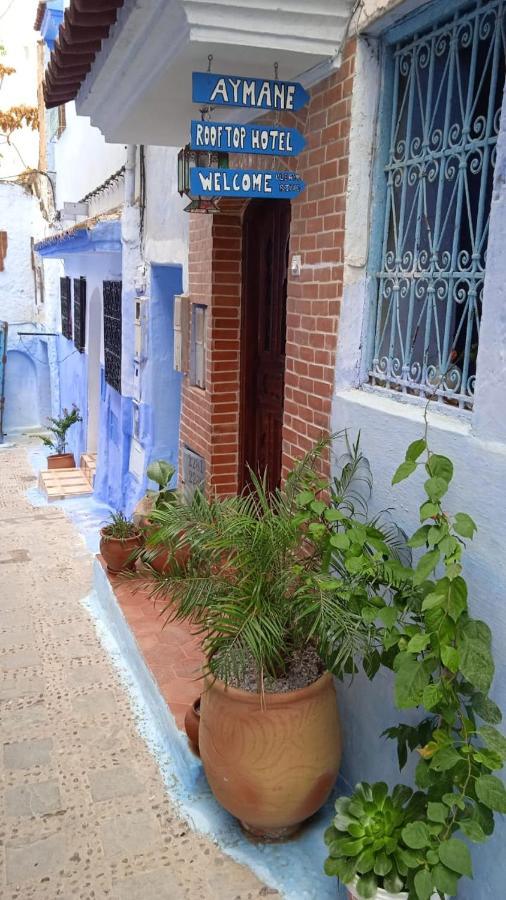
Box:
174, 294, 190, 373
134, 296, 148, 362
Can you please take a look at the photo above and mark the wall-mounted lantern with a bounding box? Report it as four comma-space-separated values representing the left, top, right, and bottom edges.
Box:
177, 144, 229, 213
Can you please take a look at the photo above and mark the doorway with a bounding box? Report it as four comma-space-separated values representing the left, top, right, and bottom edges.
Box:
240, 199, 291, 492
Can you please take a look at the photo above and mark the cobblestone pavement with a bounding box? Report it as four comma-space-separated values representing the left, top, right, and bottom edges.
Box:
0, 444, 267, 900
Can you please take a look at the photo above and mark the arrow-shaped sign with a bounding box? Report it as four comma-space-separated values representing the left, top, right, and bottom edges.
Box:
192, 72, 310, 112
190, 167, 306, 200
191, 120, 305, 157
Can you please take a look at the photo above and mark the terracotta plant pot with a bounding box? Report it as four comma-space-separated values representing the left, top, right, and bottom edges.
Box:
199, 671, 341, 839
99, 529, 143, 574
146, 531, 190, 575
184, 697, 201, 756
47, 452, 75, 469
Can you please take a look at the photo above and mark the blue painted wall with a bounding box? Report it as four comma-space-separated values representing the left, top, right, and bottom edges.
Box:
56, 334, 88, 462
147, 264, 183, 472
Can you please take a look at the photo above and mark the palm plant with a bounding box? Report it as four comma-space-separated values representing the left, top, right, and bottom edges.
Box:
39, 405, 82, 454
143, 435, 410, 688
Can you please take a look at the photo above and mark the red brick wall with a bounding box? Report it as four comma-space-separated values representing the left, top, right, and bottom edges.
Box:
180, 39, 356, 494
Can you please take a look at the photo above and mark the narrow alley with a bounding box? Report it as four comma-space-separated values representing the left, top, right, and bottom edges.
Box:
0, 441, 266, 900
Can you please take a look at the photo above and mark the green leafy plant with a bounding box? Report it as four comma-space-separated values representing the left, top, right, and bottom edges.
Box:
140, 436, 407, 687
145, 459, 177, 510
39, 405, 82, 455
324, 782, 428, 898
101, 511, 140, 541
324, 431, 505, 899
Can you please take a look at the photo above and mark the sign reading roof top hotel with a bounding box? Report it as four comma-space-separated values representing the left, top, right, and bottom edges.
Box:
192, 72, 310, 112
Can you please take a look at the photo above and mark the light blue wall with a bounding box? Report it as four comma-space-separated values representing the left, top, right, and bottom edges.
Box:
146, 264, 183, 472
4, 330, 52, 435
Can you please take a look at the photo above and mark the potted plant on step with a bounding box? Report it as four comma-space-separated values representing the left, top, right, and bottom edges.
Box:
324, 435, 506, 899
100, 511, 143, 574
133, 459, 188, 574
146, 437, 413, 839
40, 405, 82, 469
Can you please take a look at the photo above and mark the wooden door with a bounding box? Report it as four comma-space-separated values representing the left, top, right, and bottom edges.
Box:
240, 199, 291, 492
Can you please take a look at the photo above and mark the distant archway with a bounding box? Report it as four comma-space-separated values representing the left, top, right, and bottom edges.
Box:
4, 350, 39, 432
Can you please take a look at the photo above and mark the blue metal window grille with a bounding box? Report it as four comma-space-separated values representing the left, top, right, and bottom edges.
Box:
73, 277, 86, 353
370, 0, 506, 409
60, 276, 72, 340
103, 280, 122, 394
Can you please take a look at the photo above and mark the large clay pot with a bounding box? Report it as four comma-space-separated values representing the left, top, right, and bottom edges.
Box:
99, 529, 143, 574
184, 697, 201, 756
47, 452, 75, 469
199, 671, 341, 839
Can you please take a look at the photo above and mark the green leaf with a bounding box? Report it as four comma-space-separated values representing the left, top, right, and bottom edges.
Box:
383, 871, 405, 894
441, 645, 459, 673
422, 683, 444, 711
454, 512, 477, 538
431, 746, 462, 772
424, 476, 449, 501
427, 801, 448, 823
402, 821, 430, 849
420, 501, 439, 522
428, 454, 454, 483
398, 848, 420, 869
296, 490, 315, 508
472, 694, 502, 725
408, 525, 430, 548
355, 874, 378, 899
395, 655, 430, 709
438, 838, 473, 877
324, 508, 346, 522
414, 549, 440, 584
422, 590, 446, 612
475, 774, 506, 812
447, 577, 468, 621
479, 726, 506, 759
330, 532, 350, 550
406, 633, 431, 654
392, 460, 417, 485
473, 748, 503, 770
414, 869, 434, 900
310, 499, 327, 516
458, 628, 495, 694
432, 863, 458, 896
361, 607, 379, 626
406, 438, 427, 461
373, 851, 392, 877
459, 819, 487, 843
356, 848, 375, 874
324, 857, 343, 877
378, 606, 398, 629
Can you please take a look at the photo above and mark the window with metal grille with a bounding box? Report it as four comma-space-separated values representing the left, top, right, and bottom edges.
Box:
369, 0, 505, 410
48, 104, 67, 141
73, 277, 86, 352
60, 276, 72, 340
103, 281, 122, 394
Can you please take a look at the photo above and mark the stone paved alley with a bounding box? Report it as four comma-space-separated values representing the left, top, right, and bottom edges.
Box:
0, 443, 266, 900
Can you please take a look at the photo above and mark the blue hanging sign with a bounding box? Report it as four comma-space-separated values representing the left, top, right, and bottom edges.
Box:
190, 167, 306, 199
192, 72, 309, 112
191, 120, 305, 157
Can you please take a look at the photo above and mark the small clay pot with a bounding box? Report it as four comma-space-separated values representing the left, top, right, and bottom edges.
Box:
199, 671, 341, 839
146, 532, 190, 575
47, 452, 75, 469
99, 529, 143, 574
184, 697, 201, 755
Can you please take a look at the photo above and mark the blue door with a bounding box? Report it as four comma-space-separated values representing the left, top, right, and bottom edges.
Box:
0, 321, 7, 443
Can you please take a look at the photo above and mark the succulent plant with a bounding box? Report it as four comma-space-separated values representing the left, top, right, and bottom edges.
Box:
324, 782, 426, 898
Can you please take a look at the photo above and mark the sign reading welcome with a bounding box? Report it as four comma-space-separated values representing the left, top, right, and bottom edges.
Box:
190, 167, 305, 200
